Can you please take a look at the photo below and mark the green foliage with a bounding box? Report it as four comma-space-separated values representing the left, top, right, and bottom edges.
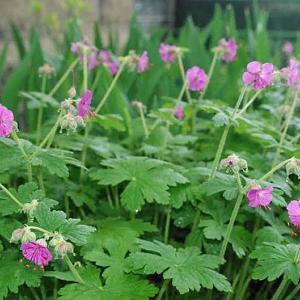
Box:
129, 240, 232, 294
0, 250, 42, 299
58, 266, 157, 300
90, 157, 188, 211
34, 203, 95, 245
250, 243, 300, 284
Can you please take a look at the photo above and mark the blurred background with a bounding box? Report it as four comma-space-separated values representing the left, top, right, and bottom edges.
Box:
1, 0, 300, 64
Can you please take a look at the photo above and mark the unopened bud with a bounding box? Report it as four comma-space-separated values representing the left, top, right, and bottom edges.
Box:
22, 199, 39, 217
286, 157, 300, 179
50, 235, 74, 256
36, 239, 48, 247
68, 86, 77, 99
220, 154, 248, 173
38, 63, 55, 76
132, 100, 146, 112
13, 227, 37, 243
10, 228, 26, 243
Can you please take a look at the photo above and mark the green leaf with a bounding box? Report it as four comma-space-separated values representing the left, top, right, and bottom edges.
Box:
82, 218, 157, 255
0, 182, 57, 216
58, 267, 157, 300
90, 157, 188, 211
129, 240, 232, 294
34, 203, 95, 245
250, 243, 300, 284
0, 250, 42, 299
230, 226, 252, 258
32, 149, 84, 178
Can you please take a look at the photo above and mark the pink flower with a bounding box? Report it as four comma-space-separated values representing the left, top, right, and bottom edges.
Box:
99, 50, 119, 76
71, 42, 79, 54
99, 50, 111, 63
21, 241, 52, 267
242, 61, 274, 90
283, 42, 294, 56
246, 185, 273, 208
88, 51, 99, 70
0, 104, 14, 137
159, 43, 177, 63
174, 105, 184, 120
109, 60, 119, 76
186, 66, 208, 92
78, 90, 93, 118
137, 51, 149, 73
287, 200, 300, 227
281, 59, 300, 90
219, 38, 237, 62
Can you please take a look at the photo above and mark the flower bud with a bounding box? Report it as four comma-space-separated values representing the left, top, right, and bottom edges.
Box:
68, 86, 77, 99
220, 154, 248, 173
36, 239, 48, 247
38, 63, 55, 76
21, 227, 36, 243
22, 199, 39, 217
60, 113, 79, 133
10, 228, 26, 243
132, 100, 146, 112
50, 235, 74, 256
286, 157, 300, 179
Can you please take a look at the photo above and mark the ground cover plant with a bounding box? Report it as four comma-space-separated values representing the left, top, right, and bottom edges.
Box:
2, 3, 300, 300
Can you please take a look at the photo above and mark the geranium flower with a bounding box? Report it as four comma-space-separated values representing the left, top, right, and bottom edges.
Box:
246, 185, 273, 208
78, 90, 93, 118
287, 200, 300, 227
281, 59, 300, 90
159, 43, 178, 63
186, 66, 208, 92
21, 241, 52, 267
99, 50, 119, 76
283, 41, 294, 56
0, 103, 14, 137
174, 105, 184, 120
88, 51, 99, 70
242, 61, 274, 90
219, 38, 237, 62
137, 51, 149, 73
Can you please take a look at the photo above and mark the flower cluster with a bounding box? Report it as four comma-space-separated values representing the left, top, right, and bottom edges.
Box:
159, 43, 178, 63
128, 50, 150, 73
282, 41, 294, 56
243, 61, 274, 90
220, 154, 248, 173
247, 185, 273, 208
218, 38, 237, 62
99, 50, 119, 75
60, 89, 93, 133
0, 103, 14, 137
281, 58, 300, 90
38, 63, 55, 76
186, 66, 208, 92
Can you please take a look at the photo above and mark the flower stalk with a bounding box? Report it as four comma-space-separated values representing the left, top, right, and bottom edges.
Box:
273, 89, 299, 166
209, 86, 247, 179
11, 131, 32, 182
36, 74, 48, 144
200, 49, 220, 100
64, 255, 85, 284
0, 183, 23, 207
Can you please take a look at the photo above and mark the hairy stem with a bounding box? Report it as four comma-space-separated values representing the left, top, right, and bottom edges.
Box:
273, 89, 299, 166
200, 49, 220, 101
64, 255, 85, 284
11, 131, 32, 182
164, 206, 171, 244
138, 105, 149, 139
36, 74, 48, 144
0, 183, 23, 207
49, 58, 79, 97
209, 87, 247, 179
83, 51, 88, 92
220, 191, 244, 259
95, 60, 126, 114
235, 89, 262, 119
